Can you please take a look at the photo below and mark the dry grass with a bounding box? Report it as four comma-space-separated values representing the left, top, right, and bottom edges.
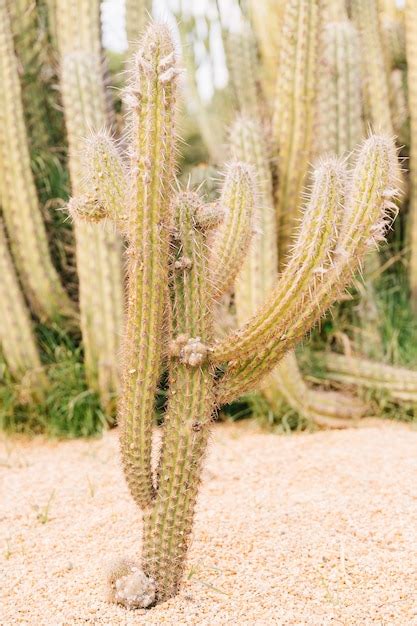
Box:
1, 422, 417, 625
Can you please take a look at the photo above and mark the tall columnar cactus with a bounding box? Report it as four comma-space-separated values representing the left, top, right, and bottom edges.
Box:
6, 0, 51, 155
316, 18, 385, 360
272, 0, 320, 261
0, 220, 47, 392
316, 20, 363, 158
350, 0, 394, 135
224, 19, 264, 118
247, 0, 284, 101
0, 0, 74, 322
74, 24, 398, 606
126, 0, 152, 53
56, 0, 124, 409
406, 0, 417, 311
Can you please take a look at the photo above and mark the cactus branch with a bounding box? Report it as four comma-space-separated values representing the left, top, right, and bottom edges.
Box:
216, 136, 398, 402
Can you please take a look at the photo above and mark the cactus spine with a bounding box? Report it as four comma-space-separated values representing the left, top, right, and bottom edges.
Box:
272, 0, 319, 260
0, 0, 74, 321
406, 0, 417, 312
0, 220, 46, 391
56, 0, 124, 409
78, 24, 398, 606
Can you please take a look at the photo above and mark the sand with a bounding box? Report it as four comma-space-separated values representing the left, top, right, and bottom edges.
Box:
1, 421, 417, 625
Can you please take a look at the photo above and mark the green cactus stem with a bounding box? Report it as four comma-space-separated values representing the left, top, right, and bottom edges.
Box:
79, 23, 398, 607
350, 0, 394, 135
316, 20, 363, 158
125, 0, 151, 54
0, 219, 46, 393
142, 191, 216, 601
56, 0, 124, 410
6, 0, 51, 154
406, 0, 417, 312
231, 115, 367, 425
214, 136, 399, 403
247, 0, 284, 101
318, 352, 417, 403
272, 0, 320, 261
209, 163, 255, 298
0, 0, 74, 322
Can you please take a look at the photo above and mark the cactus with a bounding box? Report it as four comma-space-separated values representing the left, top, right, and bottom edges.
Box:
224, 18, 265, 118
0, 220, 47, 392
77, 23, 398, 607
56, 0, 124, 410
272, 0, 320, 261
316, 18, 385, 360
126, 0, 152, 54
247, 0, 284, 101
407, 0, 417, 311
350, 0, 394, 135
6, 0, 51, 155
0, 0, 74, 322
232, 115, 367, 426
316, 20, 363, 158
319, 352, 417, 403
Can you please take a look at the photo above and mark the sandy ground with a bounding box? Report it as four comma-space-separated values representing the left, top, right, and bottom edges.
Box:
1, 422, 417, 625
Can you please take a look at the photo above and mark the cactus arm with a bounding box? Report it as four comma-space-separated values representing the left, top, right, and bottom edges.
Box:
84, 131, 129, 230
142, 192, 215, 602
209, 163, 256, 298
232, 115, 367, 424
406, 0, 417, 312
231, 118, 277, 316
350, 0, 394, 135
0, 220, 46, 390
0, 0, 74, 322
216, 136, 398, 403
319, 352, 417, 402
118, 26, 179, 509
272, 0, 320, 261
316, 20, 364, 158
211, 156, 347, 366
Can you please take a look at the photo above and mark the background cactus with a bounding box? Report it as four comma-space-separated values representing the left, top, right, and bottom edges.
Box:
0, 219, 46, 393
55, 0, 124, 411
0, 0, 74, 322
76, 23, 398, 606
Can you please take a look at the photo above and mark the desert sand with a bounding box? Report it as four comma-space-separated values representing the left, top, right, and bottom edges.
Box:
2, 422, 417, 625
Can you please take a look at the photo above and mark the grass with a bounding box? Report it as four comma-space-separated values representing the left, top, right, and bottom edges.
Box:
0, 323, 108, 438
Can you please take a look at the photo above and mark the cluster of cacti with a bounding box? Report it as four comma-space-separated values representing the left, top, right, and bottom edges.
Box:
69, 22, 398, 605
